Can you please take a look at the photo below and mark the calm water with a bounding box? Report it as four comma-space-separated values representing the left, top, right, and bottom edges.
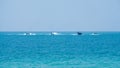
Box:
0, 32, 120, 68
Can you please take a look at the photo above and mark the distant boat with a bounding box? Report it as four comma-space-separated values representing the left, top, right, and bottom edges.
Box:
29, 33, 36, 35
21, 33, 36, 35
22, 33, 27, 35
77, 32, 82, 35
51, 32, 82, 35
71, 34, 78, 35
90, 33, 99, 35
51, 32, 60, 35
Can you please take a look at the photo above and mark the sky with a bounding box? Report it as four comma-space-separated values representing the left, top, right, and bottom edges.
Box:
0, 0, 120, 31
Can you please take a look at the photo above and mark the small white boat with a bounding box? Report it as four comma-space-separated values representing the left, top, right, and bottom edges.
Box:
51, 32, 60, 35
29, 33, 36, 35
71, 34, 78, 35
20, 33, 36, 35
90, 33, 99, 35
23, 33, 27, 35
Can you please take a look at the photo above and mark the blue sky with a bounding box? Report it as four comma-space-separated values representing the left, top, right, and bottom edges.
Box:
0, 0, 120, 31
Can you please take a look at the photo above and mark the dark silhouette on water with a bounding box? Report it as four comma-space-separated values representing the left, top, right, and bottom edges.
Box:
77, 32, 82, 35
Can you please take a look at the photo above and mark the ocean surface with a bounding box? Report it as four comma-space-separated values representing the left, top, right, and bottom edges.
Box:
0, 32, 120, 68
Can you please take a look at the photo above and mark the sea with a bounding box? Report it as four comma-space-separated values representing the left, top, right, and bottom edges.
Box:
0, 32, 120, 68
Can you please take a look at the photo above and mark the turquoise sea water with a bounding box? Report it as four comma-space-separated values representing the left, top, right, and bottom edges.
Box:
0, 32, 120, 68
